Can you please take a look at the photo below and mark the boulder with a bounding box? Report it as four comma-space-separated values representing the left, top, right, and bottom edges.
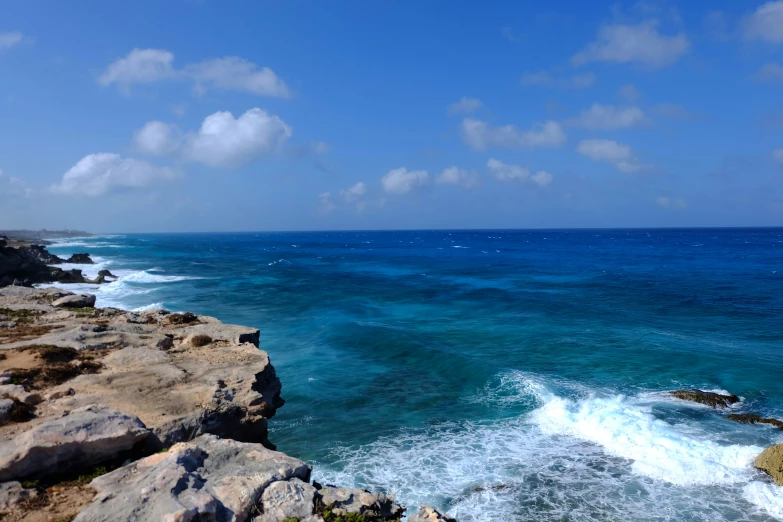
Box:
408, 505, 457, 522
0, 384, 42, 405
74, 434, 311, 522
0, 398, 14, 424
316, 485, 404, 520
255, 478, 317, 522
52, 293, 96, 309
97, 269, 117, 279
0, 405, 149, 481
755, 444, 783, 486
0, 480, 38, 510
669, 389, 739, 408
65, 253, 94, 264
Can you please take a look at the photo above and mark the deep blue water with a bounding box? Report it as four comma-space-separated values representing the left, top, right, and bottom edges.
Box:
46, 229, 783, 521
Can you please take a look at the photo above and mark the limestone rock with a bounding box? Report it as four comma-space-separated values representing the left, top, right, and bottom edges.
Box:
670, 389, 739, 408
0, 384, 42, 405
755, 444, 783, 486
52, 293, 96, 309
0, 405, 149, 481
316, 485, 404, 520
0, 398, 14, 424
74, 434, 311, 522
0, 480, 38, 510
408, 505, 457, 522
255, 478, 317, 522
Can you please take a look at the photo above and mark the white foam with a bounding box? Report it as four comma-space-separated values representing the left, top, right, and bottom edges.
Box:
530, 394, 762, 486
132, 302, 166, 312
743, 481, 783, 519
121, 271, 202, 284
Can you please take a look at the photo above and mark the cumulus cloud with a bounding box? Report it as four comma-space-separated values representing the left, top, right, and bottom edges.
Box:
754, 63, 783, 82
568, 103, 646, 130
461, 119, 566, 151
448, 97, 483, 115
99, 49, 290, 98
576, 139, 647, 173
381, 167, 429, 195
742, 1, 783, 43
311, 141, 331, 155
774, 148, 783, 165
135, 108, 292, 168
0, 31, 23, 51
656, 196, 686, 208
521, 71, 596, 88
572, 21, 689, 68
340, 182, 367, 202
486, 159, 553, 187
134, 121, 182, 156
436, 166, 478, 188
51, 153, 176, 197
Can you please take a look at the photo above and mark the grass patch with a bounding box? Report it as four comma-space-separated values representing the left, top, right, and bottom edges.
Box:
165, 312, 199, 325
59, 466, 108, 488
189, 334, 212, 347
63, 307, 96, 317
22, 344, 78, 363
54, 516, 76, 522
0, 308, 38, 324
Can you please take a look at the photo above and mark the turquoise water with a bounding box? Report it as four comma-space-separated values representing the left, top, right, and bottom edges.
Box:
46, 229, 783, 521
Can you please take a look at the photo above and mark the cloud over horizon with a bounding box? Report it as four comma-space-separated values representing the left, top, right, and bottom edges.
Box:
461, 119, 566, 151
577, 139, 648, 173
51, 153, 177, 197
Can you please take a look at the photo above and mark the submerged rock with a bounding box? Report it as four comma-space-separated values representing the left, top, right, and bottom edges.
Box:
74, 434, 311, 522
670, 389, 739, 408
408, 505, 457, 522
727, 413, 783, 429
755, 444, 783, 485
0, 405, 149, 481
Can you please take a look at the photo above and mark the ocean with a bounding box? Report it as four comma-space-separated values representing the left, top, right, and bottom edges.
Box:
43, 229, 783, 521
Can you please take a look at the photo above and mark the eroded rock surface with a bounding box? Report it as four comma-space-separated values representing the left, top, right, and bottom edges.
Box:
669, 389, 740, 408
727, 413, 783, 429
755, 444, 783, 486
0, 405, 148, 481
75, 434, 312, 522
52, 293, 96, 308
408, 505, 457, 522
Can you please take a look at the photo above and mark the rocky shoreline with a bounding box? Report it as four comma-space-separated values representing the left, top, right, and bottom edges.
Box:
0, 275, 453, 521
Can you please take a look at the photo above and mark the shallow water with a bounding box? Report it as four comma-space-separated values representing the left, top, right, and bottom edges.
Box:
44, 229, 783, 520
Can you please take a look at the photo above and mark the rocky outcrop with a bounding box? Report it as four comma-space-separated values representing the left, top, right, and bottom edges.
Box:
0, 405, 149, 481
0, 285, 431, 522
727, 413, 783, 429
74, 435, 313, 522
65, 253, 94, 264
670, 389, 740, 408
408, 505, 457, 522
0, 480, 38, 510
755, 444, 783, 485
0, 239, 91, 287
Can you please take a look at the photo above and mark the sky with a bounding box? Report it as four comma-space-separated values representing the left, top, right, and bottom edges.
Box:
0, 0, 782, 232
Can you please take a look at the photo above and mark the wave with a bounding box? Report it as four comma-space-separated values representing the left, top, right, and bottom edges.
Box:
313, 372, 783, 521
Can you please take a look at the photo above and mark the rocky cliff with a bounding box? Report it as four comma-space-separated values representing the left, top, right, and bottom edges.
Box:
0, 238, 98, 288
0, 284, 452, 522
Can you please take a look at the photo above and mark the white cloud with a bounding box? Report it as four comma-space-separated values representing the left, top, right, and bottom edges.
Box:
448, 97, 483, 115
340, 182, 367, 202
135, 108, 292, 168
577, 139, 647, 173
99, 49, 290, 98
754, 63, 783, 82
311, 141, 331, 155
573, 21, 690, 68
486, 158, 553, 187
98, 49, 177, 94
134, 121, 181, 156
381, 167, 429, 195
742, 1, 783, 43
0, 171, 32, 198
0, 31, 23, 51
656, 196, 686, 208
618, 84, 641, 102
521, 71, 596, 88
318, 192, 336, 214
184, 57, 290, 98
436, 166, 478, 188
51, 153, 176, 197
461, 119, 566, 151
774, 148, 783, 165
568, 103, 645, 130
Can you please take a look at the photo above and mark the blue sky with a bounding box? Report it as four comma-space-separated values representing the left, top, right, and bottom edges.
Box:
0, 0, 782, 232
